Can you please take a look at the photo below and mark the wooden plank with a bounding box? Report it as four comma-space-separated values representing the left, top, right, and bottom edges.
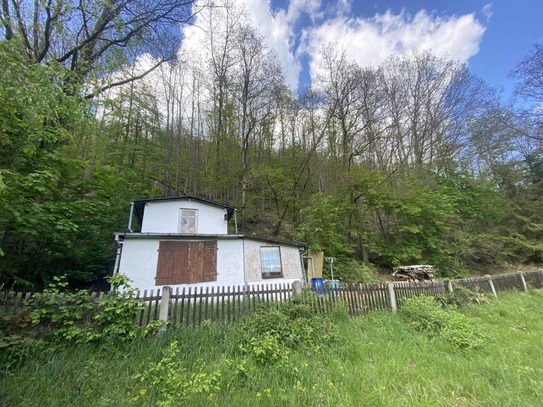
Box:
192, 286, 198, 328
184, 287, 191, 328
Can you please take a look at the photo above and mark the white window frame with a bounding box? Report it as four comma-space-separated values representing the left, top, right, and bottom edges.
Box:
260, 246, 283, 278
178, 208, 198, 234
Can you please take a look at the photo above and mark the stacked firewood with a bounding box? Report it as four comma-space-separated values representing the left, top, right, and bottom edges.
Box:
392, 265, 435, 282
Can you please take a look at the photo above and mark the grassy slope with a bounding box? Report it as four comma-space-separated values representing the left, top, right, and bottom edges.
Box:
1, 291, 543, 406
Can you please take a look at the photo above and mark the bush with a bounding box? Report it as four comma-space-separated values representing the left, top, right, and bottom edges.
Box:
25, 274, 152, 344
237, 292, 343, 364
400, 295, 491, 350
133, 340, 221, 406
436, 285, 490, 307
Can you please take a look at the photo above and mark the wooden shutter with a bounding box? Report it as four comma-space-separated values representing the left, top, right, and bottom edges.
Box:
192, 241, 217, 283
156, 240, 217, 285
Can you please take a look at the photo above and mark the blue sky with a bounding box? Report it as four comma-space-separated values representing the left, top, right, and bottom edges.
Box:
251, 0, 543, 97
175, 1, 543, 99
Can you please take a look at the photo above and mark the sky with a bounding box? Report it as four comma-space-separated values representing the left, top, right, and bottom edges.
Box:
180, 0, 543, 99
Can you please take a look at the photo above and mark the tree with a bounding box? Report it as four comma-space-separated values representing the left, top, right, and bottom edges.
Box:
234, 24, 284, 227
1, 0, 196, 93
381, 51, 488, 170
0, 40, 88, 287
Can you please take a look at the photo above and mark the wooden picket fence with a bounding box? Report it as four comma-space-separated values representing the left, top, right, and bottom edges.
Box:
1, 270, 542, 330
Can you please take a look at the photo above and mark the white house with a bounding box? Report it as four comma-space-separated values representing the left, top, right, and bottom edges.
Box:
113, 196, 308, 291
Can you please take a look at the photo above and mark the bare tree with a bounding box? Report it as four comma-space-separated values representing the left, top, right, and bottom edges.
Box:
1, 0, 196, 92
234, 23, 284, 227
381, 51, 488, 169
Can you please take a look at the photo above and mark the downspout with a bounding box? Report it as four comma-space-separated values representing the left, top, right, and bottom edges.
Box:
234, 209, 238, 234
113, 233, 123, 276
243, 236, 247, 289
128, 202, 134, 232
300, 248, 308, 286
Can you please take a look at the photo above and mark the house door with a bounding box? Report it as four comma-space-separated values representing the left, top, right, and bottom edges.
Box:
155, 240, 217, 285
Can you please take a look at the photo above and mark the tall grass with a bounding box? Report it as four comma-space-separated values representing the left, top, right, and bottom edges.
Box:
1, 290, 543, 406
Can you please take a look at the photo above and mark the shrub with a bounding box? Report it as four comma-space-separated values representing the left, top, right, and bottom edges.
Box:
237, 292, 342, 364
400, 295, 491, 350
26, 274, 148, 344
133, 340, 221, 406
436, 285, 490, 307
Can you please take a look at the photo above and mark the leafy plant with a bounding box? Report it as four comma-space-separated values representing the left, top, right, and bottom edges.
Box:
27, 274, 146, 344
133, 340, 221, 406
237, 292, 341, 365
400, 295, 491, 350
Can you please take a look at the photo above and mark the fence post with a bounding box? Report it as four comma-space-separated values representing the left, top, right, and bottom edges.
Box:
445, 280, 454, 294
159, 286, 171, 334
293, 280, 302, 295
484, 275, 497, 298
518, 272, 528, 292
387, 282, 397, 313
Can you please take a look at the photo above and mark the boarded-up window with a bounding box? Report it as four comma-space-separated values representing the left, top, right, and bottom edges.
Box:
156, 240, 217, 285
260, 246, 282, 278
178, 209, 198, 233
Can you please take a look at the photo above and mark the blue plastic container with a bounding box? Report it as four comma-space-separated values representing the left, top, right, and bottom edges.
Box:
311, 278, 325, 295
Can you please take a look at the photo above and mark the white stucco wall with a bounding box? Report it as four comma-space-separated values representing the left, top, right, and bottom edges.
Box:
118, 237, 245, 291
140, 200, 228, 234
117, 236, 305, 291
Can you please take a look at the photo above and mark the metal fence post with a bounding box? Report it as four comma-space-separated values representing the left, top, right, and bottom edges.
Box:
159, 286, 171, 334
518, 272, 528, 291
484, 275, 497, 298
387, 282, 397, 313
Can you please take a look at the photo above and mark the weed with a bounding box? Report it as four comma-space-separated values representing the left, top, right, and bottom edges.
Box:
400, 294, 491, 350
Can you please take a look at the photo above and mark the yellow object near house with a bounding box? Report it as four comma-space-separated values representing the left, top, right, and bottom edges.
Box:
307, 250, 324, 280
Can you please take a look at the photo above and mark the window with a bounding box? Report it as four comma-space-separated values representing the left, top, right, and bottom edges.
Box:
156, 240, 217, 285
260, 246, 282, 278
178, 209, 198, 233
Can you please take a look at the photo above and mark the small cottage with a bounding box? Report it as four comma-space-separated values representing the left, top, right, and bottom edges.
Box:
113, 196, 307, 290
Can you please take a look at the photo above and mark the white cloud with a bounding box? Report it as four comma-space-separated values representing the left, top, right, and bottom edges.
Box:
300, 9, 486, 84
125, 2, 486, 95
482, 3, 493, 22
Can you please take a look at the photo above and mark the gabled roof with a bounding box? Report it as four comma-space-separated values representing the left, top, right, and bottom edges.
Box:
132, 195, 237, 226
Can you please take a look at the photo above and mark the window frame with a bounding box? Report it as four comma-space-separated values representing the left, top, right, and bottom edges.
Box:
260, 246, 283, 279
178, 208, 198, 234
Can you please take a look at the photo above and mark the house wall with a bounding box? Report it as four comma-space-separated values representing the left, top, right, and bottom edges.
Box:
140, 200, 228, 234
118, 236, 305, 291
243, 239, 304, 284
118, 238, 245, 291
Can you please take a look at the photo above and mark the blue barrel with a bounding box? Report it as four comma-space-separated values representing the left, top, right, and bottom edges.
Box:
311, 278, 325, 295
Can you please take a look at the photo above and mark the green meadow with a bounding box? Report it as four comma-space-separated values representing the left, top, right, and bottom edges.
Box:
2, 290, 543, 406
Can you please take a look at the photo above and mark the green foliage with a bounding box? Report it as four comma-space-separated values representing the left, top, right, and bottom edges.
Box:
26, 274, 147, 344
437, 285, 490, 307
0, 40, 134, 290
329, 258, 380, 283
294, 193, 355, 257
133, 340, 221, 406
3, 291, 543, 406
400, 295, 491, 350
237, 292, 341, 365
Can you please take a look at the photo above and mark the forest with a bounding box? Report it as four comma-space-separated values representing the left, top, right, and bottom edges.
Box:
1, 0, 542, 290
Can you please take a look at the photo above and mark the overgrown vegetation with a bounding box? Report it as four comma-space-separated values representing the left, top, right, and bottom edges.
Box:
400, 295, 492, 350
0, 274, 161, 358
2, 290, 543, 406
